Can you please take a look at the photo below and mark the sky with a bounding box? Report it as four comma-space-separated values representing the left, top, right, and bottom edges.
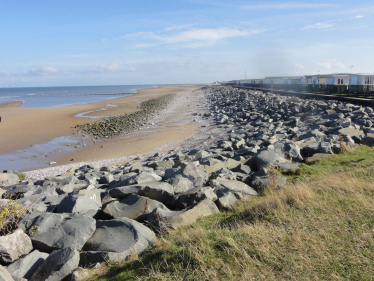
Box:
0, 0, 373, 87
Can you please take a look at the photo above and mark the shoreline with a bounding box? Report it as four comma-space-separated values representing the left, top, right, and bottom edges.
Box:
0, 84, 205, 172
0, 84, 159, 109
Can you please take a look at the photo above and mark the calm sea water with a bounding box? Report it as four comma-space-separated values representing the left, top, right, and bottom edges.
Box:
0, 85, 157, 108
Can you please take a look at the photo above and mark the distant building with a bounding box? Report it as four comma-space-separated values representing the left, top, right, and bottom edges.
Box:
247, 78, 263, 84
283, 76, 305, 84
349, 74, 374, 85
264, 77, 286, 84
302, 75, 314, 84
312, 74, 330, 85
326, 74, 351, 85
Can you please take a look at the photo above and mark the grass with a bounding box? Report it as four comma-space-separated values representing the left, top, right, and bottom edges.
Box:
86, 146, 374, 281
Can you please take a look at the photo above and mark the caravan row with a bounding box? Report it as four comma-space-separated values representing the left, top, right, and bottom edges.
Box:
229, 73, 374, 86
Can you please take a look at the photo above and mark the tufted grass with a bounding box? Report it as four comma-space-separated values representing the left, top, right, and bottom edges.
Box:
86, 146, 374, 281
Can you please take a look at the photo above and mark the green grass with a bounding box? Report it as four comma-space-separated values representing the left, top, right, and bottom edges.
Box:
87, 146, 374, 281
18, 173, 25, 181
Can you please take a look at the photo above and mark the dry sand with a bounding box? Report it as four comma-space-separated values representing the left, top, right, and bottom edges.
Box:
0, 85, 202, 154
0, 84, 206, 173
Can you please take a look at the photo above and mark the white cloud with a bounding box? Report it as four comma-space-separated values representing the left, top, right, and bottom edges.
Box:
164, 23, 198, 31
121, 31, 155, 39
0, 67, 65, 78
316, 59, 347, 69
0, 71, 11, 77
160, 28, 255, 43
353, 15, 364, 19
303, 22, 334, 30
294, 64, 305, 69
27, 67, 65, 76
82, 62, 137, 74
242, 3, 338, 10
122, 27, 262, 48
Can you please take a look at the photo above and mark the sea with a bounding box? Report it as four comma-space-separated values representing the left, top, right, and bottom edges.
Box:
0, 84, 157, 108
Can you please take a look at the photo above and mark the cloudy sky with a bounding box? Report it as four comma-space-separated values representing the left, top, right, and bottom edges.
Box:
1, 0, 373, 87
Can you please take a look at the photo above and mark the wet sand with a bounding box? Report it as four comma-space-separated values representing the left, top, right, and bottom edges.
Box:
0, 84, 203, 170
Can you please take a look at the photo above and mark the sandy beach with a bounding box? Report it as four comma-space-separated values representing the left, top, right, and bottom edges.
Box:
0, 84, 204, 171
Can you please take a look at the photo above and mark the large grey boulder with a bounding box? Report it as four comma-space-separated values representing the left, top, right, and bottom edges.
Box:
298, 129, 325, 141
148, 199, 219, 231
103, 194, 167, 221
0, 229, 33, 264
303, 142, 333, 157
250, 176, 287, 192
278, 162, 301, 171
274, 141, 303, 162
167, 163, 208, 193
67, 268, 89, 281
213, 191, 239, 211
210, 179, 258, 210
0, 265, 14, 281
55, 190, 102, 217
109, 182, 174, 204
231, 163, 251, 174
210, 179, 258, 199
0, 174, 19, 188
338, 127, 365, 138
30, 248, 79, 281
255, 150, 287, 170
361, 133, 374, 146
171, 177, 195, 194
41, 194, 68, 212
44, 176, 77, 195
20, 213, 96, 252
166, 186, 218, 209
119, 172, 162, 186
6, 250, 48, 279
80, 218, 156, 265
3, 185, 33, 199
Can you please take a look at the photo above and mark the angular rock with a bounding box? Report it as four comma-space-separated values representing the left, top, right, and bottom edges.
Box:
167, 163, 208, 192
148, 199, 219, 231
231, 163, 251, 174
255, 150, 287, 170
133, 172, 162, 184
0, 229, 33, 264
274, 141, 303, 162
303, 142, 333, 157
0, 174, 19, 188
171, 177, 195, 194
67, 268, 89, 281
109, 182, 174, 204
166, 186, 218, 209
6, 250, 48, 279
20, 213, 96, 252
250, 176, 287, 192
3, 185, 33, 199
361, 133, 374, 146
338, 127, 365, 138
210, 179, 258, 210
30, 247, 79, 281
103, 194, 167, 221
0, 265, 14, 281
278, 162, 301, 171
80, 218, 156, 265
55, 190, 102, 217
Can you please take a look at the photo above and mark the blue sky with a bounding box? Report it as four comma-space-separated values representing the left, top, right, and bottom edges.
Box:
0, 0, 373, 87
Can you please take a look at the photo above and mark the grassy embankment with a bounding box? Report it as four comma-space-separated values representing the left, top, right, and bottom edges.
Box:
87, 146, 374, 281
